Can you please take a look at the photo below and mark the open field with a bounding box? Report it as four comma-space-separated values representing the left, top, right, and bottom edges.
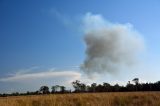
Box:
0, 92, 160, 106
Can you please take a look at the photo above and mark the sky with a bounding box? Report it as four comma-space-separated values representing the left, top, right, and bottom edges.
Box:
0, 0, 160, 93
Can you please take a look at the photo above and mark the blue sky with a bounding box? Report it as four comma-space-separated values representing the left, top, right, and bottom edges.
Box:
0, 0, 160, 93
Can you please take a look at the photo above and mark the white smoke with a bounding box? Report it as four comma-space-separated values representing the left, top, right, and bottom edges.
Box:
81, 13, 144, 76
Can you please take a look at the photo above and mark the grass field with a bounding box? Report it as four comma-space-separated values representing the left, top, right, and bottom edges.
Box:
0, 92, 160, 106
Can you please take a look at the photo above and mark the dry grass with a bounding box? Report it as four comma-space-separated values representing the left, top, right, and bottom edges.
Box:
0, 92, 160, 106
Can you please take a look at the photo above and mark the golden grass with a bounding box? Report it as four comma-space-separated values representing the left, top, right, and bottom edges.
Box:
0, 92, 160, 106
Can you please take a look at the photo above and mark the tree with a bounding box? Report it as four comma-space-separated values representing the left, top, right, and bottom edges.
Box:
97, 84, 103, 92
91, 83, 97, 92
39, 86, 49, 94
80, 83, 86, 92
126, 81, 134, 91
132, 78, 139, 85
103, 82, 111, 92
72, 80, 87, 92
12, 92, 19, 96
86, 85, 91, 92
60, 86, 66, 93
72, 80, 81, 92
132, 78, 139, 91
113, 84, 120, 92
51, 86, 56, 93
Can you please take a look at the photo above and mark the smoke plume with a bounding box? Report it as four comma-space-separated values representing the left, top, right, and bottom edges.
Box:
81, 13, 144, 76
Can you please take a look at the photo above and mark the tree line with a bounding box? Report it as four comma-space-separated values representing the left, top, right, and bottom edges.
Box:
72, 78, 160, 92
0, 78, 160, 97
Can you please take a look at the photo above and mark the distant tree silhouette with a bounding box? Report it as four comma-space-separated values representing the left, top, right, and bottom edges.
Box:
1, 78, 160, 97
72, 80, 81, 92
103, 82, 111, 92
60, 86, 66, 93
97, 84, 103, 92
80, 83, 87, 92
132, 78, 139, 85
91, 83, 97, 92
132, 78, 139, 91
12, 92, 19, 96
126, 81, 135, 91
55, 85, 60, 92
72, 80, 87, 92
113, 84, 120, 92
51, 86, 56, 93
39, 86, 49, 94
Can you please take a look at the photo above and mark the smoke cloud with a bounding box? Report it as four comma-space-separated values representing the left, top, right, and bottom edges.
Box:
81, 13, 144, 76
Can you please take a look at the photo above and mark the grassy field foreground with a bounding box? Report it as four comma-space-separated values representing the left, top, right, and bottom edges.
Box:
0, 92, 160, 106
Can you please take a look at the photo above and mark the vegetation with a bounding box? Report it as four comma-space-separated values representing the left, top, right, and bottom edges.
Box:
0, 78, 160, 106
0, 92, 160, 106
1, 78, 160, 97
